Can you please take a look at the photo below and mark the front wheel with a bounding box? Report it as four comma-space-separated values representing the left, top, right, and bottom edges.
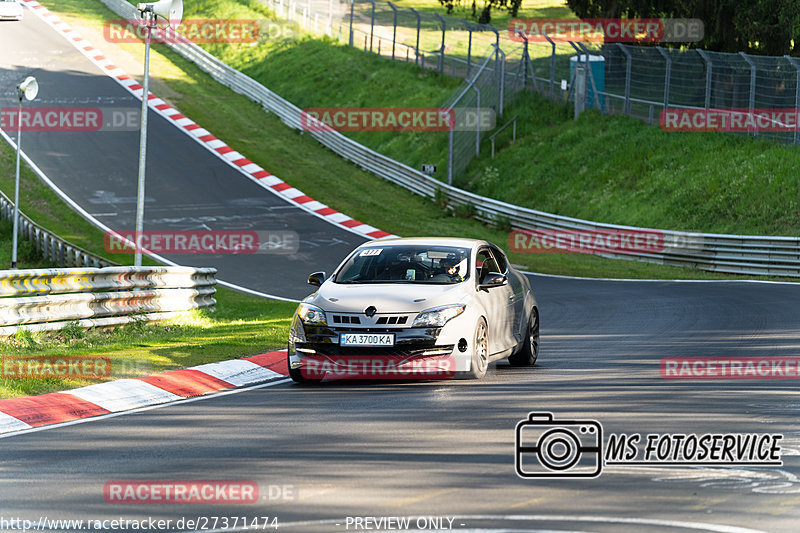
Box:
467, 318, 489, 379
508, 307, 539, 367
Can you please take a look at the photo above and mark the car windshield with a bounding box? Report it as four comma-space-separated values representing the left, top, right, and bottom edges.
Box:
334, 245, 470, 284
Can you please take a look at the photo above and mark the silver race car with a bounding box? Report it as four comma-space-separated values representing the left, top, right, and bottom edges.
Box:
0, 0, 23, 20
287, 237, 539, 381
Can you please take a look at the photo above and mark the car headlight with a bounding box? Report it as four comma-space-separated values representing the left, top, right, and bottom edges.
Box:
296, 303, 327, 326
412, 304, 465, 328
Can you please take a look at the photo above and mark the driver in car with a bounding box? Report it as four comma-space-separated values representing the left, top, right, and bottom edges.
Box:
438, 255, 464, 282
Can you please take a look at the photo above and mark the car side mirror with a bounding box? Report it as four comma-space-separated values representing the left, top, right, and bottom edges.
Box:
308, 271, 327, 287
479, 272, 506, 289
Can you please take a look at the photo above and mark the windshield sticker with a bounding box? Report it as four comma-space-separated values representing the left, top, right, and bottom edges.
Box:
360, 248, 382, 257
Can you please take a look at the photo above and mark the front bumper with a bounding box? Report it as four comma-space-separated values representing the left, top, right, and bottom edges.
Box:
288, 317, 473, 378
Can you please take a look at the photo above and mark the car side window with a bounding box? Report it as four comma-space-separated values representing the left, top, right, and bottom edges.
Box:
475, 249, 499, 284
489, 246, 508, 274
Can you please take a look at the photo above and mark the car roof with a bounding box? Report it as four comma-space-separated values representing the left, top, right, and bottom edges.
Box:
356, 237, 488, 249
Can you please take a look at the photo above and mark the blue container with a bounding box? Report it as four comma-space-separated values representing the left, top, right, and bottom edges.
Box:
569, 55, 605, 111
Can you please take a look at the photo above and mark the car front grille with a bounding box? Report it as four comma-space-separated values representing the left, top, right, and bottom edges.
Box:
296, 343, 454, 358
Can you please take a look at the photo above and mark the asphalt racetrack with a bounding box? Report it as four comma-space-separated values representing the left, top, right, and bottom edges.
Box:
1, 6, 800, 533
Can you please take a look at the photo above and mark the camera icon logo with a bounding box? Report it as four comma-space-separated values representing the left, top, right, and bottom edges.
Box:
515, 412, 603, 478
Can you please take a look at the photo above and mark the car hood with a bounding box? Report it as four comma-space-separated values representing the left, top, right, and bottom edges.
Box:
308, 282, 469, 314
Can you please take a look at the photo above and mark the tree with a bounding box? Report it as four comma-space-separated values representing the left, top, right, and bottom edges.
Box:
437, 0, 524, 24
565, 0, 800, 55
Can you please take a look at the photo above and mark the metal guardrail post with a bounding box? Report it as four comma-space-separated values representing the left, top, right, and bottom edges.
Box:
656, 46, 671, 111
388, 2, 397, 61
410, 7, 421, 65
616, 43, 632, 115
785, 55, 800, 145
697, 49, 712, 109
434, 12, 445, 73
740, 51, 757, 136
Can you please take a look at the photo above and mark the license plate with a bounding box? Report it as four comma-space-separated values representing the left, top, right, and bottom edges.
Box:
340, 333, 395, 347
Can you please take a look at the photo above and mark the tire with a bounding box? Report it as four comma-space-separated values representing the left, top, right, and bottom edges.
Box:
508, 307, 539, 367
467, 318, 489, 379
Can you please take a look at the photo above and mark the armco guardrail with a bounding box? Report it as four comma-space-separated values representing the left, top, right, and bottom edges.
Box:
100, 0, 800, 277
0, 189, 115, 269
0, 266, 216, 336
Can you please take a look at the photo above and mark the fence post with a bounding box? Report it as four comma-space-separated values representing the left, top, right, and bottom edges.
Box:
656, 46, 671, 112
461, 19, 473, 78
306, 0, 311, 26
410, 8, 421, 65
369, 0, 375, 52
576, 42, 601, 111
574, 64, 586, 119
474, 86, 481, 156
785, 55, 800, 145
697, 49, 712, 109
522, 37, 529, 88
495, 45, 505, 116
348, 0, 354, 46
388, 2, 397, 61
328, 0, 333, 36
615, 43, 632, 115
434, 12, 445, 73
544, 32, 556, 99
739, 52, 757, 136
448, 127, 454, 185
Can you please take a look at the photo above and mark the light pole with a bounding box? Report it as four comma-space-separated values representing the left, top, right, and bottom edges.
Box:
11, 76, 39, 269
133, 0, 183, 266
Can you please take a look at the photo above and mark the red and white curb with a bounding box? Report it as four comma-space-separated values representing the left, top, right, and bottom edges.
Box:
21, 0, 395, 241
0, 351, 289, 436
